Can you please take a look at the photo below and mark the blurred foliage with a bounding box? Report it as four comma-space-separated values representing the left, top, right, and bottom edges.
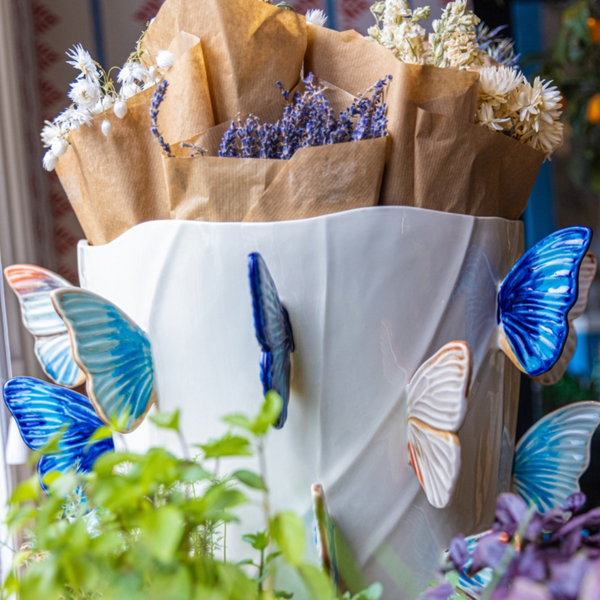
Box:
543, 0, 600, 193
1, 392, 382, 600
542, 369, 600, 414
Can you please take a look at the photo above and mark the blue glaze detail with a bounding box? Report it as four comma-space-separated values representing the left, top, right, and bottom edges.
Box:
248, 253, 295, 429
3, 377, 114, 493
51, 289, 155, 433
457, 532, 493, 599
512, 401, 600, 513
498, 226, 592, 376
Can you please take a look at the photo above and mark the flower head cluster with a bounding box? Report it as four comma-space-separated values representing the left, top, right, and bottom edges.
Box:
217, 73, 390, 160
367, 0, 430, 65
40, 27, 175, 171
429, 0, 483, 68
423, 493, 600, 600
476, 66, 564, 156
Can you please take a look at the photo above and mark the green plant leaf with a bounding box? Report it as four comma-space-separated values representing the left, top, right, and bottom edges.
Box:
232, 470, 265, 490
87, 425, 114, 445
351, 582, 384, 600
270, 512, 305, 566
10, 476, 40, 503
198, 434, 252, 459
297, 564, 334, 600
242, 531, 269, 551
252, 392, 283, 436
140, 505, 185, 563
149, 409, 181, 432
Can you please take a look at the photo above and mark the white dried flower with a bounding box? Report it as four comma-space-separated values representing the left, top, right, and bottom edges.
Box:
43, 150, 58, 172
118, 61, 151, 87
478, 66, 523, 106
55, 106, 92, 131
101, 119, 111, 137
68, 79, 101, 110
114, 99, 128, 119
155, 50, 174, 70
306, 9, 328, 27
50, 137, 69, 157
41, 121, 63, 148
148, 66, 160, 83
476, 103, 510, 132
120, 83, 142, 99
66, 44, 99, 82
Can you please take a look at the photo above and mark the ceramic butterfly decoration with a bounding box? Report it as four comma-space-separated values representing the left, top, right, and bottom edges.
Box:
404, 341, 471, 509
3, 377, 115, 492
497, 226, 594, 378
456, 400, 600, 598
4, 265, 84, 388
51, 289, 156, 433
312, 483, 339, 593
247, 252, 295, 429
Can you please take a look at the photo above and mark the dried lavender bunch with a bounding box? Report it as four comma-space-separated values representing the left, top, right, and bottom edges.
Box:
150, 80, 173, 157
218, 72, 391, 160
422, 492, 600, 600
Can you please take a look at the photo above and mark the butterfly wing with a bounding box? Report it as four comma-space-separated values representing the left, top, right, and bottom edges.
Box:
498, 227, 592, 377
312, 483, 339, 592
406, 341, 471, 509
51, 289, 156, 433
3, 377, 114, 492
4, 265, 84, 387
533, 252, 597, 386
248, 253, 294, 429
512, 401, 600, 513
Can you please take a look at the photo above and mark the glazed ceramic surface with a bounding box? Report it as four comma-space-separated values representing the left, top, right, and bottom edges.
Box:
78, 206, 523, 599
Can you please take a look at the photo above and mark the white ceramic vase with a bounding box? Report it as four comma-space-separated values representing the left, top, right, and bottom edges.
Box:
78, 206, 523, 599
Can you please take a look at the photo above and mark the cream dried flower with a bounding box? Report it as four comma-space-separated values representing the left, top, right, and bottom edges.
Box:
66, 44, 99, 82
306, 9, 328, 27
42, 150, 58, 172
40, 121, 63, 148
155, 50, 175, 70
476, 103, 510, 132
68, 79, 101, 110
478, 66, 523, 106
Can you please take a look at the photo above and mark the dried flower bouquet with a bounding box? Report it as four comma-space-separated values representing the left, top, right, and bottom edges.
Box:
41, 0, 565, 245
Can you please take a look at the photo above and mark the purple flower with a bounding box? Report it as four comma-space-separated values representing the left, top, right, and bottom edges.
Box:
448, 535, 470, 573
548, 554, 590, 600
505, 577, 551, 600
149, 80, 173, 158
579, 561, 600, 600
563, 493, 586, 515
471, 531, 511, 573
420, 583, 454, 600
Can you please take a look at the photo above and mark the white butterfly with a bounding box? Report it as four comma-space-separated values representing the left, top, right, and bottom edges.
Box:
406, 341, 472, 509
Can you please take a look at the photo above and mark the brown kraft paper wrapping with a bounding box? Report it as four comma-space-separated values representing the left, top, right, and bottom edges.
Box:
142, 0, 307, 124
304, 25, 546, 218
56, 40, 214, 246
167, 137, 388, 223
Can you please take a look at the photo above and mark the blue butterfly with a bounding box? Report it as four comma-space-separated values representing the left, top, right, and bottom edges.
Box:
512, 400, 600, 512
3, 377, 115, 492
456, 400, 600, 598
498, 227, 593, 377
51, 288, 156, 433
4, 265, 84, 388
248, 253, 295, 429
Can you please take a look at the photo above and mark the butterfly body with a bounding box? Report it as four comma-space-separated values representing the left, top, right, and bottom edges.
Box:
248, 253, 295, 429
3, 377, 114, 492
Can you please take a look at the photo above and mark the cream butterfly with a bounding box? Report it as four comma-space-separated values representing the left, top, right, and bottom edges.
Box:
405, 341, 472, 509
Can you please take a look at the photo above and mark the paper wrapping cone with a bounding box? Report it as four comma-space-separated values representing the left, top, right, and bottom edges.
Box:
56, 39, 214, 246
141, 0, 307, 124
304, 25, 546, 219
167, 137, 387, 223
